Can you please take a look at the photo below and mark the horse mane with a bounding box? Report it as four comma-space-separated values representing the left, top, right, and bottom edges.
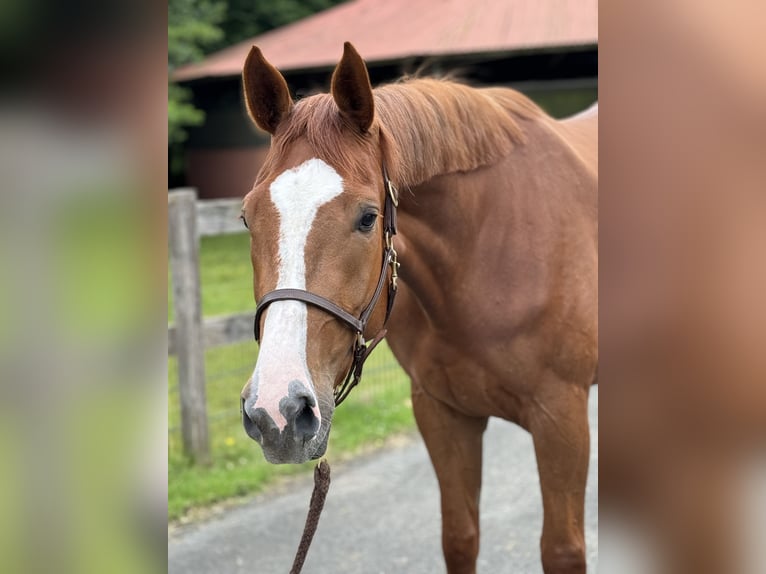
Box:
261, 78, 543, 188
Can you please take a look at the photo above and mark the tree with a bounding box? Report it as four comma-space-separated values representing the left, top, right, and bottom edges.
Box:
168, 0, 226, 147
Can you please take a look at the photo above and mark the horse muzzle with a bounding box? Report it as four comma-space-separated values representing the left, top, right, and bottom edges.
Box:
241, 379, 329, 464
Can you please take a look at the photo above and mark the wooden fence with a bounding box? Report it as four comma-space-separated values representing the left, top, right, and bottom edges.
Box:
168, 189, 248, 464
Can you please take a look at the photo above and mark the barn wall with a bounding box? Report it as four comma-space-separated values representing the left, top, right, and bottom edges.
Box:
185, 147, 269, 200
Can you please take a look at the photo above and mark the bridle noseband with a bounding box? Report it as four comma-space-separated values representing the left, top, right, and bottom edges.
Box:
254, 165, 400, 406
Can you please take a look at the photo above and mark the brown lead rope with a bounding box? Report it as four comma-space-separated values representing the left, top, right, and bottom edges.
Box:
289, 460, 332, 574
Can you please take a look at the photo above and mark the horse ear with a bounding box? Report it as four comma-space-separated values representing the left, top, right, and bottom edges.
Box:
331, 42, 375, 133
242, 46, 293, 135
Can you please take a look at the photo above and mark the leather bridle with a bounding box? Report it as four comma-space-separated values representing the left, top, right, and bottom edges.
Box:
254, 165, 400, 406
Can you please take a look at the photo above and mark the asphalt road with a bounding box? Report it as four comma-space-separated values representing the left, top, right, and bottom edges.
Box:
169, 388, 598, 573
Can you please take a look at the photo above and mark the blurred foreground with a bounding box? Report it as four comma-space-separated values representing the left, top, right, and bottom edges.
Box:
0, 1, 166, 573
600, 1, 766, 572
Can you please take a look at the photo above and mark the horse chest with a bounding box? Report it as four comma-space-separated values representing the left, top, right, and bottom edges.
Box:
388, 318, 534, 423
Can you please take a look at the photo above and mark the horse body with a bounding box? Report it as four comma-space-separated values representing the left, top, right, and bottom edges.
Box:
388, 137, 597, 412
384, 103, 597, 573
240, 43, 597, 574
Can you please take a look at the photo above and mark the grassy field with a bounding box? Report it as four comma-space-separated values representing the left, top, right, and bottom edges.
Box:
168, 232, 254, 323
168, 232, 415, 521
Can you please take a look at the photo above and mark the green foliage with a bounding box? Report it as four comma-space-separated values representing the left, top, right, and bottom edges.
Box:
168, 84, 204, 146
168, 0, 226, 147
168, 0, 226, 69
168, 232, 254, 323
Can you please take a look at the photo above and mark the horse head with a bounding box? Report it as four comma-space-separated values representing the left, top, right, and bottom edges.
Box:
239, 43, 395, 464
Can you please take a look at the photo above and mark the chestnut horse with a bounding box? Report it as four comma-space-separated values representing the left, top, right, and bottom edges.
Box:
239, 43, 597, 574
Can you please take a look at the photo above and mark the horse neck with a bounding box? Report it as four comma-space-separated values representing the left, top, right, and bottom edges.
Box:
395, 167, 515, 315
375, 80, 533, 189
393, 118, 597, 323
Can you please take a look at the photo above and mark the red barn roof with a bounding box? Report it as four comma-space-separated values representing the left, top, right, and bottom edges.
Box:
174, 0, 597, 81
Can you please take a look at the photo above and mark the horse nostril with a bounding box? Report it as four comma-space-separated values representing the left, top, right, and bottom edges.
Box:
241, 383, 320, 446
293, 400, 319, 439
284, 382, 320, 440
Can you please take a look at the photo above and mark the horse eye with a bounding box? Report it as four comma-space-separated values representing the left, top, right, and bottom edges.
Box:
357, 212, 377, 232
240, 215, 249, 230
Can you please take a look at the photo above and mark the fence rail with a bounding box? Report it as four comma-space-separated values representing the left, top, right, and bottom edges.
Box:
168, 311, 253, 355
195, 195, 246, 237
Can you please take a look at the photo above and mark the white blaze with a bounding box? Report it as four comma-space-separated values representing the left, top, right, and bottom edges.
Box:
252, 158, 344, 430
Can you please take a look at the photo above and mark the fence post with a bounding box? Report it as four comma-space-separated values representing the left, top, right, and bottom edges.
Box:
168, 189, 210, 465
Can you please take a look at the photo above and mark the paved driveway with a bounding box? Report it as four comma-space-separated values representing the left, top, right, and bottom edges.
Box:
170, 388, 598, 573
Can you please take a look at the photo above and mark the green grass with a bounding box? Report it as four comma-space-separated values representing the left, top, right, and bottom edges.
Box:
168, 231, 415, 521
168, 232, 254, 323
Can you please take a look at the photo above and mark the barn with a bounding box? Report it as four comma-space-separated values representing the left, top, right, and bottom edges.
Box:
173, 0, 597, 199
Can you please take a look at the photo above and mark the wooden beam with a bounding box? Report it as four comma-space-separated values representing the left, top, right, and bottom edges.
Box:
196, 197, 245, 237
169, 311, 254, 355
168, 190, 211, 465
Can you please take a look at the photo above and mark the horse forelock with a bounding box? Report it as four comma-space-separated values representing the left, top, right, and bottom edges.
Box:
257, 78, 543, 190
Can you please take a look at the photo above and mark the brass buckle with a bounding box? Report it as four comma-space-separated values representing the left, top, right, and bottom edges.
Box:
389, 248, 400, 290
385, 230, 400, 290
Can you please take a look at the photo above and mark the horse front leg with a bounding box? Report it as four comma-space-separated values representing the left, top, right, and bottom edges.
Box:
528, 379, 591, 574
412, 379, 488, 574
